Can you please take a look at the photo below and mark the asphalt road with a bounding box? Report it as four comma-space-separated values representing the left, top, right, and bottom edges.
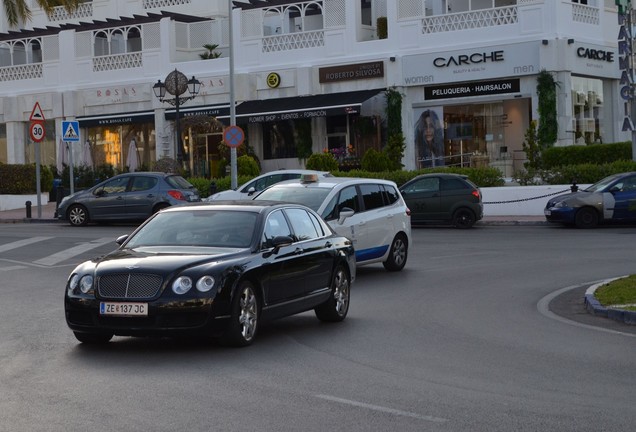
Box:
0, 223, 634, 431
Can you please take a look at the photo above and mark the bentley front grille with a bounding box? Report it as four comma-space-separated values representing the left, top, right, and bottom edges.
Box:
98, 273, 163, 299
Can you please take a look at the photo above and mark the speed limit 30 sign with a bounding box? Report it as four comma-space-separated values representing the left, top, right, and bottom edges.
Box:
29, 121, 45, 142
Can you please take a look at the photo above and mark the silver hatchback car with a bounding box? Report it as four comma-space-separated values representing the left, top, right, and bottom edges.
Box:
57, 172, 200, 226
254, 175, 412, 271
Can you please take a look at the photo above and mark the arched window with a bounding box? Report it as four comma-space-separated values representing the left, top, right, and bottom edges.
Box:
284, 5, 303, 32
0, 43, 11, 67
126, 27, 142, 52
263, 8, 283, 35
110, 29, 126, 54
12, 41, 27, 65
27, 39, 42, 63
94, 30, 109, 56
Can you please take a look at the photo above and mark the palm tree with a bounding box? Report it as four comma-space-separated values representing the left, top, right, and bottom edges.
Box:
3, 0, 80, 27
199, 43, 221, 60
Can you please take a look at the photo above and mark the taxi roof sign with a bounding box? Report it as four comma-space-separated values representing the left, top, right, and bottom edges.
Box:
29, 102, 45, 122
300, 173, 319, 183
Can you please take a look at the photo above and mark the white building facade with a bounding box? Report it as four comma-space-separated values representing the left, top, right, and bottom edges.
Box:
0, 0, 625, 176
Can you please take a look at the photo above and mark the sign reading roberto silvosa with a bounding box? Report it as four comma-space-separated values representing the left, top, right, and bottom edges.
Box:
424, 79, 520, 100
319, 62, 384, 83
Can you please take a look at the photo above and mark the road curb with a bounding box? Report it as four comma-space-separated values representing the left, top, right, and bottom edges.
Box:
585, 278, 636, 325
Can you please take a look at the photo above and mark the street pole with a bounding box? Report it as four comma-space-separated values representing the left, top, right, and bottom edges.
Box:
174, 71, 182, 167
35, 140, 41, 218
631, 7, 636, 161
229, 0, 237, 189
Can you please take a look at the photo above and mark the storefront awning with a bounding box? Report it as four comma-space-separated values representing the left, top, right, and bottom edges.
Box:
77, 110, 155, 127
164, 103, 231, 120
235, 89, 385, 123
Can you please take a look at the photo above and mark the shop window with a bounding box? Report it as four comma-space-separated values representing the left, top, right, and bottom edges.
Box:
414, 100, 524, 171
571, 76, 603, 144
263, 121, 297, 159
87, 123, 155, 171
326, 115, 348, 158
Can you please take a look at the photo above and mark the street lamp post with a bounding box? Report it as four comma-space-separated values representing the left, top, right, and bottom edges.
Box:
153, 69, 201, 166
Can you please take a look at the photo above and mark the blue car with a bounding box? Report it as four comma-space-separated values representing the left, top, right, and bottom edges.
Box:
544, 172, 636, 228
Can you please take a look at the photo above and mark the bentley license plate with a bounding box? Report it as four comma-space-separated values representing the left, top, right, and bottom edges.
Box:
100, 302, 148, 317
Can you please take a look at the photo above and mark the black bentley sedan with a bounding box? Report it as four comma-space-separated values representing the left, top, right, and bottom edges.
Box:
65, 201, 355, 347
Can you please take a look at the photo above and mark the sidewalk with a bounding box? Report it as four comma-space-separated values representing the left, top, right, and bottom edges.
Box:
0, 201, 60, 223
0, 201, 548, 225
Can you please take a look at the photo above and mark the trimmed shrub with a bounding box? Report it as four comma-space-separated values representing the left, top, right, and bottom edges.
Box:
211, 175, 254, 192
306, 152, 339, 172
361, 148, 392, 172
187, 176, 212, 198
333, 167, 504, 188
542, 161, 636, 184
541, 142, 632, 169
237, 155, 260, 176
0, 163, 54, 194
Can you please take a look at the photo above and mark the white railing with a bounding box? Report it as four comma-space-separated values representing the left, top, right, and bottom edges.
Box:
47, 3, 93, 21
572, 3, 599, 25
422, 5, 517, 33
92, 52, 142, 72
262, 30, 324, 52
0, 63, 43, 81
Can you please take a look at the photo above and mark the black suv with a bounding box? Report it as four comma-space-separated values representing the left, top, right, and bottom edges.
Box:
399, 173, 483, 228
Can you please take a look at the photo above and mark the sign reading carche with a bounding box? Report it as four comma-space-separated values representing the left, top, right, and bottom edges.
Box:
319, 61, 384, 83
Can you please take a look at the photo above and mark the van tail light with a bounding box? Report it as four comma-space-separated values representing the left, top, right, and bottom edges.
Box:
406, 208, 411, 217
168, 190, 186, 201
471, 190, 480, 199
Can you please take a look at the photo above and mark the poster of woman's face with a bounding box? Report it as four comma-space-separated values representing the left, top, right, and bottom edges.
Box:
414, 107, 445, 168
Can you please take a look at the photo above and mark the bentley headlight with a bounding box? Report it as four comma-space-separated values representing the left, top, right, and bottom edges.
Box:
196, 276, 215, 292
79, 275, 94, 294
172, 276, 193, 295
68, 274, 80, 295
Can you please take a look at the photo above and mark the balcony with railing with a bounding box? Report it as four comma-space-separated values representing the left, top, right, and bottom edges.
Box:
0, 0, 619, 92
47, 2, 94, 22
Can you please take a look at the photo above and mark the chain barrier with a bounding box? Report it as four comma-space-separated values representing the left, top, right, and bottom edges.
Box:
483, 188, 571, 205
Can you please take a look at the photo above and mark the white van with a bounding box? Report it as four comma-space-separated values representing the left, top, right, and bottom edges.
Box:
254, 175, 412, 271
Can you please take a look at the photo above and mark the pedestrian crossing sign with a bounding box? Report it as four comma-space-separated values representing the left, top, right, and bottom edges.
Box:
62, 121, 80, 142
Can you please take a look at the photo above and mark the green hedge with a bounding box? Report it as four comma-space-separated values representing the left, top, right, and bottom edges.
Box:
0, 163, 53, 194
192, 166, 506, 198
541, 161, 636, 184
541, 142, 632, 169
